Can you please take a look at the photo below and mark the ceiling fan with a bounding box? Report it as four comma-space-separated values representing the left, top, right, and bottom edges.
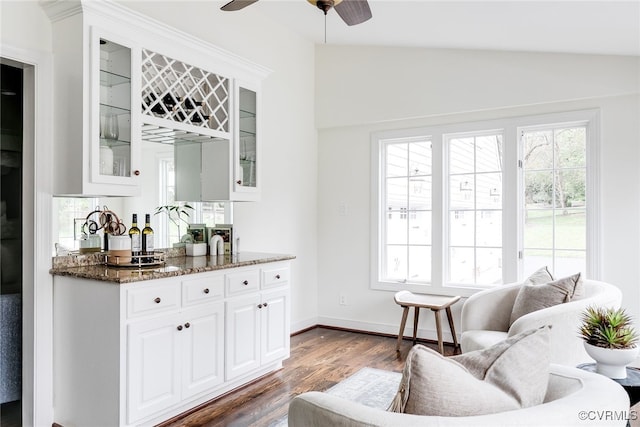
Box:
221, 0, 372, 26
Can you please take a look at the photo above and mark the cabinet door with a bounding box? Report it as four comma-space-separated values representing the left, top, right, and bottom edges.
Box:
127, 313, 182, 423
181, 302, 225, 399
232, 80, 260, 201
225, 294, 261, 380
90, 26, 141, 193
260, 288, 290, 364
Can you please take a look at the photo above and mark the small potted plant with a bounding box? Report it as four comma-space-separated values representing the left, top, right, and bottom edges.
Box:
579, 306, 639, 379
154, 203, 194, 248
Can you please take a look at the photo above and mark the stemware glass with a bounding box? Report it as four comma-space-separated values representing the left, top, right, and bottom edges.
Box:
102, 113, 119, 140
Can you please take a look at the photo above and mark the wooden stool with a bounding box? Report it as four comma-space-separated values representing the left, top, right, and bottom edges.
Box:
394, 291, 461, 355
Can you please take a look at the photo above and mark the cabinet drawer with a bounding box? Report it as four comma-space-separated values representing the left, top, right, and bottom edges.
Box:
226, 269, 259, 296
127, 283, 180, 319
182, 275, 224, 307
262, 266, 290, 289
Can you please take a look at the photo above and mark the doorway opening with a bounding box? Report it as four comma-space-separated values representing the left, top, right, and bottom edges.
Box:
0, 63, 24, 426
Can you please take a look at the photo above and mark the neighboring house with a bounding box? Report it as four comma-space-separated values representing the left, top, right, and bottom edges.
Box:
1, 1, 639, 425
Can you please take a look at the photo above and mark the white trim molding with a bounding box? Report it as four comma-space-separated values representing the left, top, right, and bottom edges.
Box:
370, 108, 601, 297
0, 44, 54, 427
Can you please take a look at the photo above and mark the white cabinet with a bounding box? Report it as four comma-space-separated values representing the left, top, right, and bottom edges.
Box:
127, 302, 224, 423
128, 312, 182, 421
226, 269, 290, 380
225, 293, 261, 379
260, 288, 290, 364
52, 260, 290, 427
44, 1, 270, 200
181, 304, 225, 399
231, 81, 261, 201
49, 12, 142, 196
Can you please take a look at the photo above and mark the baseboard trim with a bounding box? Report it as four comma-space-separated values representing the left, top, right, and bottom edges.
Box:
291, 317, 317, 334
313, 316, 458, 343
294, 324, 459, 349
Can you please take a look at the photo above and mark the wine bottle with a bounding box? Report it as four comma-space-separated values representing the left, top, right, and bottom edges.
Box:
129, 214, 141, 264
142, 214, 154, 263
191, 113, 210, 123
162, 93, 177, 110
144, 93, 165, 115
103, 214, 111, 251
183, 97, 203, 110
174, 110, 187, 122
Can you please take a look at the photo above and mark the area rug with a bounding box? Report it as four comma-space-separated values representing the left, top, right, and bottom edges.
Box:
270, 367, 402, 426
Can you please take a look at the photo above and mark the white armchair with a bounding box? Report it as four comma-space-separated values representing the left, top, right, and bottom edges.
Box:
288, 364, 630, 426
460, 279, 622, 366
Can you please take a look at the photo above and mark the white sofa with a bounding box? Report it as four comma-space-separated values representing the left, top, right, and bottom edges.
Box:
460, 279, 622, 366
288, 364, 630, 426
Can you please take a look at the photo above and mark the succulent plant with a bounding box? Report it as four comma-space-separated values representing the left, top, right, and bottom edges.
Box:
579, 306, 638, 349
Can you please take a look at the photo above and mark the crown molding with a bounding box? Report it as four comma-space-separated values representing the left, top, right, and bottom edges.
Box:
39, 0, 82, 22
39, 0, 271, 80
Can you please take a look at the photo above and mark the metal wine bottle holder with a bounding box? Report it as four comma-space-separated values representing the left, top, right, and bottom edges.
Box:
82, 205, 126, 236
82, 206, 165, 268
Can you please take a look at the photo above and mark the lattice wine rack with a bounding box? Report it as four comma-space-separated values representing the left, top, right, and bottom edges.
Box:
141, 49, 230, 132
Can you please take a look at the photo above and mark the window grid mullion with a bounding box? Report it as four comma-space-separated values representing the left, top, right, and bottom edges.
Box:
405, 145, 410, 282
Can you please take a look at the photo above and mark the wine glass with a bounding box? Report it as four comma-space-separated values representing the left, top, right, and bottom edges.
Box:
103, 113, 119, 141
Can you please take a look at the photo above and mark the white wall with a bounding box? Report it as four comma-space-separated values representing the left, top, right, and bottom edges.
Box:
117, 1, 320, 332
315, 45, 640, 340
1, 1, 52, 52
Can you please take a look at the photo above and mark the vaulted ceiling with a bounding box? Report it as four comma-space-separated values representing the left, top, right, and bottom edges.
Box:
222, 0, 640, 56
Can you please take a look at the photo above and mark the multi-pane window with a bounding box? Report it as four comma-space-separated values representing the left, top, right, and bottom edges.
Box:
521, 125, 587, 278
381, 138, 432, 284
372, 111, 596, 294
158, 157, 231, 248
53, 197, 99, 252
447, 132, 504, 286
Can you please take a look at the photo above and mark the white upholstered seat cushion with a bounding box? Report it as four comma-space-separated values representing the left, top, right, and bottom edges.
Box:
460, 279, 622, 365
460, 330, 508, 353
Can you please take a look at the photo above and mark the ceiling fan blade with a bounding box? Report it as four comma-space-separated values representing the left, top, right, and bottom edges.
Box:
221, 0, 259, 12
334, 0, 372, 26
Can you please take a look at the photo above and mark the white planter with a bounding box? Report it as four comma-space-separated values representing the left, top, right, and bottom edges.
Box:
185, 242, 207, 257
584, 342, 639, 379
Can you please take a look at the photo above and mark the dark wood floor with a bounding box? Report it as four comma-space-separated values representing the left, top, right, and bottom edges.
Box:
0, 401, 21, 427
160, 327, 459, 427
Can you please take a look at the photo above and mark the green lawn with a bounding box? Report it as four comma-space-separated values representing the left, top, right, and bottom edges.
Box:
524, 208, 585, 255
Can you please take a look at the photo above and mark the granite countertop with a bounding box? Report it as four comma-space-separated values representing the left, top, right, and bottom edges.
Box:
49, 251, 296, 284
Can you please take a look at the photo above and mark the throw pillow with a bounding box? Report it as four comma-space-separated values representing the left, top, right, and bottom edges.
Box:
523, 266, 554, 286
388, 326, 551, 416
509, 273, 583, 326
452, 325, 551, 407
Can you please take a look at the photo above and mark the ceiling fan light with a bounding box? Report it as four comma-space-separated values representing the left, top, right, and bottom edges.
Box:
307, 0, 343, 5
307, 0, 343, 14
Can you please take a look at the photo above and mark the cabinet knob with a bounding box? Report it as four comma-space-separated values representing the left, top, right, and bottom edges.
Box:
263, 302, 268, 307
242, 280, 249, 286
134, 170, 140, 176
275, 274, 281, 279
258, 304, 263, 309
154, 297, 161, 304
236, 179, 242, 185
204, 288, 210, 294
184, 322, 191, 328
177, 325, 183, 331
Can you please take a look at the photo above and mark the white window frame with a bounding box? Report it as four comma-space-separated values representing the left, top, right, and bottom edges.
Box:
516, 110, 600, 280
378, 135, 434, 285
444, 128, 505, 288
157, 155, 234, 248
370, 109, 600, 297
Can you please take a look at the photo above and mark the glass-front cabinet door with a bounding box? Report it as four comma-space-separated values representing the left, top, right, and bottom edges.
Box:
234, 81, 260, 200
90, 27, 140, 189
